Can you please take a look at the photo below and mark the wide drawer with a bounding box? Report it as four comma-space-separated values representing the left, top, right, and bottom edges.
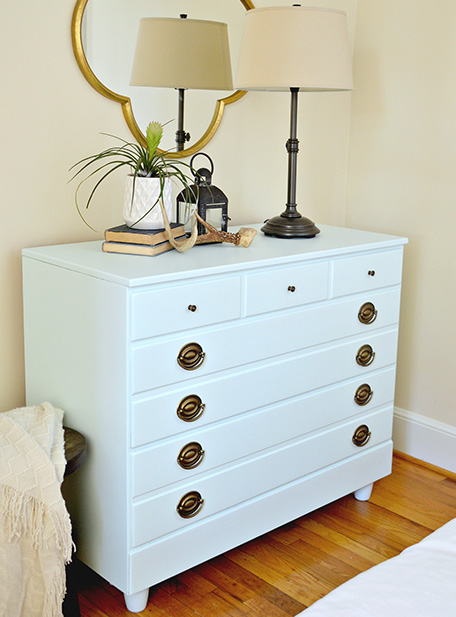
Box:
244, 260, 329, 316
132, 406, 392, 547
131, 355, 397, 447
332, 248, 403, 297
128, 443, 392, 594
131, 288, 401, 393
131, 275, 242, 340
132, 367, 396, 495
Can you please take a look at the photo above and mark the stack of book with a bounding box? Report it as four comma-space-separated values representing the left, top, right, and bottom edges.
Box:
102, 223, 187, 256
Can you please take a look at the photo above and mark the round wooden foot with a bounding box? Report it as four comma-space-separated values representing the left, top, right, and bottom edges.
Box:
354, 483, 373, 501
124, 589, 149, 612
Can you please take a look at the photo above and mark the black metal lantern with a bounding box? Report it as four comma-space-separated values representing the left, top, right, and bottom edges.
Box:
176, 153, 228, 237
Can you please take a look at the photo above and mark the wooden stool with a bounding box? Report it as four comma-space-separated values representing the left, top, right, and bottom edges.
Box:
64, 427, 87, 477
62, 427, 86, 617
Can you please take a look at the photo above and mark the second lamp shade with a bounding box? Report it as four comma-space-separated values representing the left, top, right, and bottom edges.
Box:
234, 6, 353, 92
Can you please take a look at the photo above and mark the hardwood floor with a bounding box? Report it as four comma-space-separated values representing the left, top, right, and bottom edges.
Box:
73, 453, 456, 616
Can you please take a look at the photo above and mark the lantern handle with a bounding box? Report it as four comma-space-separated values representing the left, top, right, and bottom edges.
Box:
190, 153, 214, 177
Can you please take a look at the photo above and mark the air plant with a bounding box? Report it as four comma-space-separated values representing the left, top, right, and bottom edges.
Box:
69, 121, 196, 230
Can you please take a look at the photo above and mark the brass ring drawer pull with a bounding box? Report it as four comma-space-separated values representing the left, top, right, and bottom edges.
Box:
176, 394, 205, 422
358, 302, 378, 325
177, 342, 205, 371
188, 304, 197, 312
352, 424, 371, 447
177, 442, 205, 469
288, 285, 296, 293
354, 383, 374, 406
356, 344, 375, 367
177, 491, 204, 519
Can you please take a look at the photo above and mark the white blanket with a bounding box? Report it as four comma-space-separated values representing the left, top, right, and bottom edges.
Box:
299, 517, 456, 616
0, 402, 73, 617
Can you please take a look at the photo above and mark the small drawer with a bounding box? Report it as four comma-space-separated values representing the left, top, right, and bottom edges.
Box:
131, 407, 393, 547
245, 261, 328, 316
131, 276, 241, 340
332, 248, 403, 298
131, 367, 397, 495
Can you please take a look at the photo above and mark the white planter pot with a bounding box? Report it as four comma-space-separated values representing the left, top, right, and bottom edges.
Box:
123, 176, 173, 229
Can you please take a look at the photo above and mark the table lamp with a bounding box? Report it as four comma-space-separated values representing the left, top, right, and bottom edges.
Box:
131, 15, 233, 151
234, 5, 353, 238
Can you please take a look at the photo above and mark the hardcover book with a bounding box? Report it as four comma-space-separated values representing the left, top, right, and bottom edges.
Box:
104, 223, 185, 246
102, 240, 174, 256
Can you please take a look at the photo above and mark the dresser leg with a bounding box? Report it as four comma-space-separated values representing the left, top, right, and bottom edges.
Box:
354, 483, 373, 501
124, 589, 149, 612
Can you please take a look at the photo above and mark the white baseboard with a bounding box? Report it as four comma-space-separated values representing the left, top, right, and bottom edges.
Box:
393, 407, 456, 474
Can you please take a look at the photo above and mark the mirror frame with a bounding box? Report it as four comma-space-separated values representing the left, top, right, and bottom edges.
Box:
71, 0, 255, 158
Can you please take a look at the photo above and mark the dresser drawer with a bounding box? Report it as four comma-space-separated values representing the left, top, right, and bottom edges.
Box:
132, 407, 393, 547
131, 289, 401, 393
332, 248, 403, 297
129, 442, 392, 593
245, 261, 329, 316
131, 361, 397, 447
132, 367, 396, 494
131, 276, 241, 340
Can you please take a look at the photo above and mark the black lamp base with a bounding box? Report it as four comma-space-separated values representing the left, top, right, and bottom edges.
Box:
262, 89, 321, 240
261, 212, 320, 239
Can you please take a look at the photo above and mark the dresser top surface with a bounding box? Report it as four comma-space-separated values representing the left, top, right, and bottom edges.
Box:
22, 223, 407, 287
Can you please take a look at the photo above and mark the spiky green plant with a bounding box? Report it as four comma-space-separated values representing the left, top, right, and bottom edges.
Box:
69, 121, 196, 230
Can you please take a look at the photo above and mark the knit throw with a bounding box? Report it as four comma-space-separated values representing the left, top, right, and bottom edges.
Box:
0, 402, 73, 617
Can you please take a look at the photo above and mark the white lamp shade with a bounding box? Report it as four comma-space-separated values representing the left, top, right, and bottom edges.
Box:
234, 6, 353, 92
130, 17, 233, 91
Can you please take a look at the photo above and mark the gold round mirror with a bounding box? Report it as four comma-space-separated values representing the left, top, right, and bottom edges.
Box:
71, 0, 254, 158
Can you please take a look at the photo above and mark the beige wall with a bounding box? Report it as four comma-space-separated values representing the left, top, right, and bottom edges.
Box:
0, 0, 355, 412
1, 1, 127, 411
346, 0, 456, 426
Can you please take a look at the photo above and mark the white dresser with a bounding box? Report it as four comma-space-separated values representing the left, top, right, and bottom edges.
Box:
22, 224, 407, 612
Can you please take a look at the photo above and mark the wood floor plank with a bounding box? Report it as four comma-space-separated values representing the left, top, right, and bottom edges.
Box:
242, 594, 297, 617
370, 483, 456, 528
79, 588, 131, 617
208, 554, 279, 596
281, 569, 332, 608
78, 596, 111, 617
147, 587, 199, 617
268, 535, 362, 589
394, 452, 456, 482
267, 521, 301, 546
175, 569, 218, 596
227, 540, 298, 582
226, 546, 333, 607
290, 517, 380, 565
259, 586, 305, 616
294, 518, 385, 567
192, 560, 257, 603
310, 496, 431, 555
387, 465, 456, 505
76, 455, 456, 616
165, 578, 237, 617
233, 533, 351, 595
204, 588, 257, 617
392, 455, 450, 482
209, 556, 306, 616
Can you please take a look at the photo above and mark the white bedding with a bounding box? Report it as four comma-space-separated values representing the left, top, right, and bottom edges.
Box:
298, 517, 456, 616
